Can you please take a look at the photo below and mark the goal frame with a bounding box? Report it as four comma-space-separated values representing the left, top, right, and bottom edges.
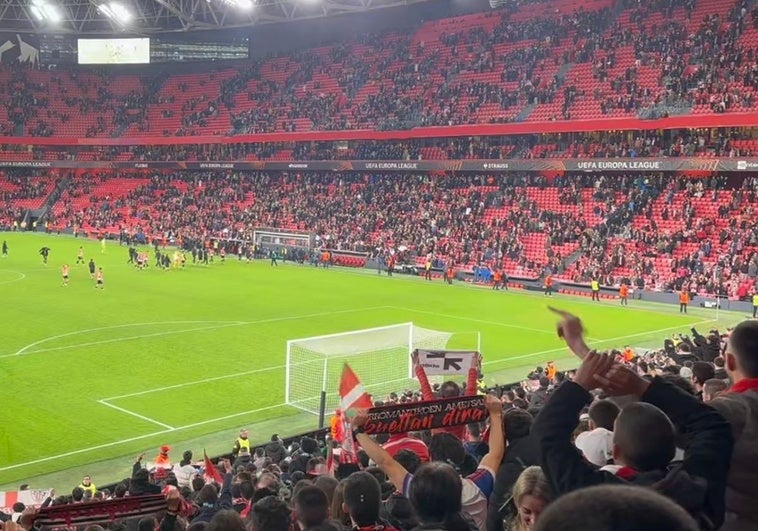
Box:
285, 322, 416, 425
285, 322, 481, 426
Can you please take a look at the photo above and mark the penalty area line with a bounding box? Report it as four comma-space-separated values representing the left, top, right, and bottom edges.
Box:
0, 403, 292, 473
0, 306, 395, 474
97, 400, 176, 430
5, 320, 249, 358
100, 364, 288, 401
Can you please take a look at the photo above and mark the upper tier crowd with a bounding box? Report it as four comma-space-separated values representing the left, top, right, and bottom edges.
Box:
5, 313, 758, 531
2, 0, 758, 137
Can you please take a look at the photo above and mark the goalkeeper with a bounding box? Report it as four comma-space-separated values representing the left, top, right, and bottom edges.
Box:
411, 351, 481, 439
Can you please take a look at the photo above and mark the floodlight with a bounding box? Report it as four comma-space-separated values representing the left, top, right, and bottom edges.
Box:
30, 0, 63, 23
219, 0, 254, 9
99, 1, 134, 24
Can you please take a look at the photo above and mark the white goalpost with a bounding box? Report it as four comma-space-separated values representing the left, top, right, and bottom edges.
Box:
285, 322, 479, 420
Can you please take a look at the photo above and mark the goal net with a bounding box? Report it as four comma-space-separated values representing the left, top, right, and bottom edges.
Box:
285, 322, 475, 415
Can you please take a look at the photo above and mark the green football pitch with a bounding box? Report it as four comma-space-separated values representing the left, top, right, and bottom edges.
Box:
0, 233, 744, 491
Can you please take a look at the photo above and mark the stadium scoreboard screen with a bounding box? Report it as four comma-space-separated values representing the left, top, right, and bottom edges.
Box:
77, 38, 150, 64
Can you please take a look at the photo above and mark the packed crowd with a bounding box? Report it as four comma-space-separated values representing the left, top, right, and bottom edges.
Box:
39, 170, 757, 295
0, 66, 164, 138
2, 0, 758, 137
0, 171, 56, 228
47, 172, 593, 276
566, 175, 758, 296
4, 312, 757, 531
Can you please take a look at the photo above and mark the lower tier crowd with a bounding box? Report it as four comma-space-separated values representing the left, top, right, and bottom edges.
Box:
4, 313, 757, 531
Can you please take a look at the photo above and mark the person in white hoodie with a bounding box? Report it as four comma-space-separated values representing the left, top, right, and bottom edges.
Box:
575, 399, 619, 467
173, 450, 197, 489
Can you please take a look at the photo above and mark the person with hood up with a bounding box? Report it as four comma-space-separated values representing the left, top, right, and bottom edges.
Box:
155, 445, 171, 469
265, 434, 287, 464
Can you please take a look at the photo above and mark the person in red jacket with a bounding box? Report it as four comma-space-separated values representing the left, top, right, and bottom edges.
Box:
411, 351, 481, 439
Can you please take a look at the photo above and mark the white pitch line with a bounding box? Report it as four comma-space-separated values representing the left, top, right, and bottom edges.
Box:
481, 318, 716, 367
98, 400, 175, 430
10, 320, 245, 357
0, 316, 718, 475
101, 364, 287, 401
0, 305, 394, 472
389, 306, 556, 335
4, 306, 392, 359
0, 428, 172, 473
0, 270, 26, 286
171, 403, 288, 431
0, 403, 291, 473
321, 264, 741, 321
2, 322, 248, 359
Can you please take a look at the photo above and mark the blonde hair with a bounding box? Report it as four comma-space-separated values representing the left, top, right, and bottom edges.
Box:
510, 466, 552, 531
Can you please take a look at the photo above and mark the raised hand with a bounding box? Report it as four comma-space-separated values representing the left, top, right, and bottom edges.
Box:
548, 306, 591, 358
485, 394, 503, 416
594, 364, 651, 397
572, 351, 616, 391
350, 409, 369, 430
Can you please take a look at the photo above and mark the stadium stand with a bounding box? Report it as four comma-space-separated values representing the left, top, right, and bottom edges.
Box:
1, 0, 758, 137
3, 0, 758, 527
18, 171, 749, 297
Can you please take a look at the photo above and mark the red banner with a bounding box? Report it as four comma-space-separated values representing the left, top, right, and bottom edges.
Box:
363, 395, 487, 435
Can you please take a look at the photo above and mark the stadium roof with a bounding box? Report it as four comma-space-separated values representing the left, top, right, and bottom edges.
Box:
0, 0, 430, 34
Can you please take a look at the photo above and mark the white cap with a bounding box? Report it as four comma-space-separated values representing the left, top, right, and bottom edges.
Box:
575, 427, 614, 467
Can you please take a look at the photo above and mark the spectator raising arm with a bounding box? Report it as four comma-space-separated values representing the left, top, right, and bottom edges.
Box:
534, 309, 734, 530
479, 394, 505, 472
549, 307, 591, 359
351, 394, 504, 492
351, 411, 409, 492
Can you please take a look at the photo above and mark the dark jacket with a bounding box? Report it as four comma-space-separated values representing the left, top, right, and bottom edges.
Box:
129, 461, 162, 495
532, 378, 733, 530
192, 472, 234, 524
528, 387, 550, 409
266, 441, 287, 464
486, 434, 541, 531
232, 453, 253, 470
709, 390, 758, 531
412, 512, 479, 531
289, 452, 313, 474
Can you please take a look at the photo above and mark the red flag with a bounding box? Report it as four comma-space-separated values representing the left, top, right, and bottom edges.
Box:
203, 449, 224, 484
339, 364, 373, 412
